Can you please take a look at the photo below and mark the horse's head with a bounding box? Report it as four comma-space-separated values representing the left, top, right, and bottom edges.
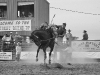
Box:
30, 31, 35, 41
30, 30, 41, 46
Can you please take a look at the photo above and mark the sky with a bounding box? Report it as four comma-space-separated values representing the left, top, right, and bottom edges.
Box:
47, 0, 100, 40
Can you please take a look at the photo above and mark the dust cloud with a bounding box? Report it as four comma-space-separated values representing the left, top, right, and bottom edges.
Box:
21, 39, 99, 65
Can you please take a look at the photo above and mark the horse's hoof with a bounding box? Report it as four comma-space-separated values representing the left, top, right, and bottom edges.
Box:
49, 60, 51, 64
67, 63, 71, 65
36, 58, 38, 62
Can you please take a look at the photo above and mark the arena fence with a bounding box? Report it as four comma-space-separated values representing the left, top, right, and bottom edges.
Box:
0, 41, 16, 60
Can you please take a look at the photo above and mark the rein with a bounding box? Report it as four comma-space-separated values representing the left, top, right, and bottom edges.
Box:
33, 34, 59, 46
33, 34, 55, 42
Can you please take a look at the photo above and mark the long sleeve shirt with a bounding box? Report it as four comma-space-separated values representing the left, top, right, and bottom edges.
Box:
83, 33, 88, 40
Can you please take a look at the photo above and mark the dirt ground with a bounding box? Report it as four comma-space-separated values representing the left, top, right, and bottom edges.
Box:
0, 60, 100, 75
1, 38, 100, 75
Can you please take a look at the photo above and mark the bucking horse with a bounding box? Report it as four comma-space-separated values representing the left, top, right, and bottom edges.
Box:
30, 26, 57, 65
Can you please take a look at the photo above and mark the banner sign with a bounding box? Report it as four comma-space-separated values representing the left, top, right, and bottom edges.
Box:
0, 20, 31, 31
72, 41, 100, 52
0, 52, 12, 60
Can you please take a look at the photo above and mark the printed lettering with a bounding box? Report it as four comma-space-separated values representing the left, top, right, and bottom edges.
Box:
13, 26, 24, 31
0, 21, 13, 25
22, 21, 29, 25
16, 21, 21, 25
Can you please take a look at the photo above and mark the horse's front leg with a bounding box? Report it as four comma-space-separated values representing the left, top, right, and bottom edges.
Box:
36, 46, 41, 62
49, 45, 54, 64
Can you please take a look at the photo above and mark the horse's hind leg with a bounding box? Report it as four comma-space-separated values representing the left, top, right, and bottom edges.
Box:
36, 46, 41, 62
43, 48, 47, 65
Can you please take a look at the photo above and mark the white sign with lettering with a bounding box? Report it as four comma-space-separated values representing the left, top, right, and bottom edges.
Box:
0, 52, 12, 60
0, 20, 31, 31
72, 41, 100, 52
71, 41, 100, 58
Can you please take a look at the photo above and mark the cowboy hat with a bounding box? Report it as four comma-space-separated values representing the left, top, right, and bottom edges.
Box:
83, 30, 87, 33
63, 23, 66, 26
68, 29, 71, 32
